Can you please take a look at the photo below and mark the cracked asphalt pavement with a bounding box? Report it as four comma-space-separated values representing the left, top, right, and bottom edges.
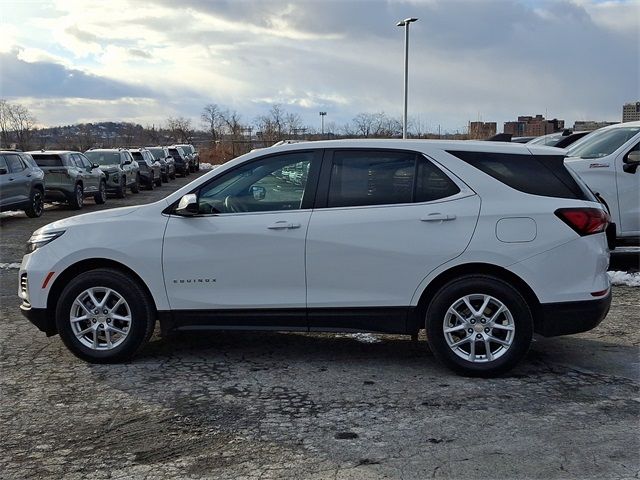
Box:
1, 172, 639, 479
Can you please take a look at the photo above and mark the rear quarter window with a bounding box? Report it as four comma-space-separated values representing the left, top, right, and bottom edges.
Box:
447, 150, 591, 200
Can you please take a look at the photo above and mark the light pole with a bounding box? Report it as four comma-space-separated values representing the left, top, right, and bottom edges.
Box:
319, 111, 327, 138
396, 17, 418, 139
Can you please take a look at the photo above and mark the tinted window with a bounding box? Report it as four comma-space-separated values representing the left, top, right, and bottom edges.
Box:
32, 154, 63, 167
197, 152, 315, 214
415, 157, 460, 202
327, 151, 415, 207
147, 148, 163, 159
6, 154, 26, 172
0, 156, 8, 173
20, 153, 37, 168
169, 148, 182, 159
448, 151, 591, 200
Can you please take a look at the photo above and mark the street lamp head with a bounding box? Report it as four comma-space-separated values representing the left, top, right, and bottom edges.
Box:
319, 111, 327, 116
397, 17, 418, 26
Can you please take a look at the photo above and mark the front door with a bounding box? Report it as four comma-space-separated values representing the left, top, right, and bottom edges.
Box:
305, 149, 481, 330
4, 153, 31, 205
162, 150, 321, 328
616, 142, 640, 235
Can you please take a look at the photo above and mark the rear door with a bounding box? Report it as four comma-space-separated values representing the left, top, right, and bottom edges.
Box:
0, 155, 18, 206
305, 149, 480, 329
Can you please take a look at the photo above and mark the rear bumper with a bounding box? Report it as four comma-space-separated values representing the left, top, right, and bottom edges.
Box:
20, 304, 57, 336
535, 291, 611, 337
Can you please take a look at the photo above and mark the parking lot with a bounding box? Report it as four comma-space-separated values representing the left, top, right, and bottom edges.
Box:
0, 173, 638, 480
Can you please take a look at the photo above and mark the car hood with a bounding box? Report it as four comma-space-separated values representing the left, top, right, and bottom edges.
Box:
35, 205, 141, 234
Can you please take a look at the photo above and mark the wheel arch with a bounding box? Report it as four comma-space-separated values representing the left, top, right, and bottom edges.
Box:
409, 262, 541, 333
47, 258, 158, 332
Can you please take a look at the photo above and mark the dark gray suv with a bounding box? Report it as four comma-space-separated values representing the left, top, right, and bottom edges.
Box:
29, 151, 107, 209
0, 151, 46, 217
84, 149, 141, 197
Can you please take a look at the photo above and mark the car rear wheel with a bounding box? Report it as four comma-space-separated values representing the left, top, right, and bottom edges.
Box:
425, 274, 533, 377
154, 174, 162, 187
148, 173, 155, 190
25, 188, 44, 218
131, 174, 140, 193
68, 183, 84, 210
55, 268, 155, 363
116, 176, 127, 198
94, 181, 107, 204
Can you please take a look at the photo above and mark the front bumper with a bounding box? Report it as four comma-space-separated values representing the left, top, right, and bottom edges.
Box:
20, 304, 57, 336
535, 291, 611, 337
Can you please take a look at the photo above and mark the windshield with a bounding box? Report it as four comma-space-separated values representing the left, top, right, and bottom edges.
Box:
85, 151, 120, 165
147, 148, 163, 159
566, 127, 640, 159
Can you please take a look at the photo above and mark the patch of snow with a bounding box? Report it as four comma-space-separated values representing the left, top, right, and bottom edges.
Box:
342, 333, 381, 344
199, 163, 218, 170
0, 211, 24, 218
608, 271, 640, 287
0, 263, 22, 270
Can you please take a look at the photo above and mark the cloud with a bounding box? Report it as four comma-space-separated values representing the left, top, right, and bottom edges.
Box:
0, 50, 154, 100
2, 0, 637, 130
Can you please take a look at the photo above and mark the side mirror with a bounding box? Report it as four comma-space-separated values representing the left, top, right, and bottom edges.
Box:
251, 185, 266, 201
124, 160, 132, 165
623, 150, 640, 173
91, 163, 100, 169
0, 167, 7, 175
175, 194, 199, 216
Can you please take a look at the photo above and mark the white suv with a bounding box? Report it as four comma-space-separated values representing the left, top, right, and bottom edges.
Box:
18, 140, 612, 376
564, 121, 640, 245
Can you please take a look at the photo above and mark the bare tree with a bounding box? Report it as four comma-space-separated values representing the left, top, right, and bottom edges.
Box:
166, 117, 194, 143
0, 100, 11, 148
7, 103, 38, 150
220, 109, 244, 139
201, 104, 226, 144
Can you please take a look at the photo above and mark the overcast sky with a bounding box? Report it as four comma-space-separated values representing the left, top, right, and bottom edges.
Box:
1, 0, 638, 133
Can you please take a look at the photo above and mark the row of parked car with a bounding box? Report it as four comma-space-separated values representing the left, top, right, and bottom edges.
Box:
0, 144, 199, 216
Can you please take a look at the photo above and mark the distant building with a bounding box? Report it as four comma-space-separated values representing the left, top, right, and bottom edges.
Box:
503, 115, 564, 137
622, 102, 640, 122
573, 121, 618, 132
468, 121, 497, 140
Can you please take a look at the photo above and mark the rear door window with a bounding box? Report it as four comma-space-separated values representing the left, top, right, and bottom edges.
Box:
0, 155, 9, 173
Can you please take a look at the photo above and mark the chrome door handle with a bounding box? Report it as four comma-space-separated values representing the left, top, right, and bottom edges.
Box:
421, 213, 456, 222
267, 221, 301, 230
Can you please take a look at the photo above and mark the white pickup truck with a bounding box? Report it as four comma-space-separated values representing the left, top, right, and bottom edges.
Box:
565, 121, 640, 245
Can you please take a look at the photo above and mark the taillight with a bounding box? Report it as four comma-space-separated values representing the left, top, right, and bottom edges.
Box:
555, 208, 610, 236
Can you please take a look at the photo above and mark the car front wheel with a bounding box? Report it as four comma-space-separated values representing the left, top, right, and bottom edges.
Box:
425, 274, 533, 377
131, 174, 140, 193
55, 268, 155, 363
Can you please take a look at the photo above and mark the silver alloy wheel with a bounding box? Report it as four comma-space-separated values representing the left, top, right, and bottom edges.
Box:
76, 185, 83, 207
33, 191, 43, 215
70, 287, 132, 350
443, 294, 515, 363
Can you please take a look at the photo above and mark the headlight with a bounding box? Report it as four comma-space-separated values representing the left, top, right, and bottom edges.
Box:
27, 231, 65, 253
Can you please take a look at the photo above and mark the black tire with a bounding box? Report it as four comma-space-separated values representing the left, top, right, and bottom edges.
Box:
162, 173, 168, 183
131, 174, 140, 193
116, 176, 127, 198
148, 174, 155, 190
155, 174, 162, 187
170, 171, 176, 180
185, 166, 190, 176
55, 268, 156, 363
68, 183, 84, 210
94, 181, 107, 204
25, 187, 44, 218
425, 274, 533, 377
